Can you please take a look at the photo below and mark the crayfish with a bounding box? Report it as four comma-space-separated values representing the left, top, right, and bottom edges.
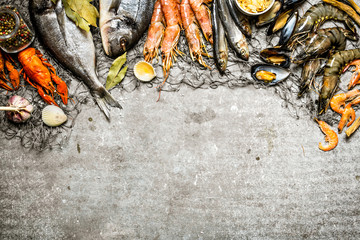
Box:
18, 47, 68, 106
0, 50, 20, 91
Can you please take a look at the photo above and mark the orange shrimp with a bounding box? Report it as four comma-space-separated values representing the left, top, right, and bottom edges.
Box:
181, 0, 210, 68
316, 119, 338, 151
338, 104, 356, 133
189, 0, 213, 45
160, 0, 183, 79
342, 59, 360, 89
329, 89, 360, 114
144, 0, 166, 62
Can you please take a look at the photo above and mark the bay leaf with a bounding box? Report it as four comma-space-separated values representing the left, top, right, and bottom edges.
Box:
106, 53, 128, 90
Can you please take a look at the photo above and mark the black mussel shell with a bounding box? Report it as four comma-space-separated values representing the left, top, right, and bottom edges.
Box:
267, 9, 293, 36
277, 11, 298, 47
283, 0, 306, 10
256, 0, 282, 27
260, 48, 291, 68
251, 64, 290, 85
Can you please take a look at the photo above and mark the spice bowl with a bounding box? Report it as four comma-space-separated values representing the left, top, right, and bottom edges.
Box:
0, 5, 35, 53
233, 0, 275, 16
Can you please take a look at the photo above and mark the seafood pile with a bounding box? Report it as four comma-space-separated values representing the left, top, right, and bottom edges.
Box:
253, 0, 360, 151
1, 0, 360, 151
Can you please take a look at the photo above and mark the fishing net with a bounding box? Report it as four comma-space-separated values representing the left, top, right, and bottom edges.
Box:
0, 0, 359, 151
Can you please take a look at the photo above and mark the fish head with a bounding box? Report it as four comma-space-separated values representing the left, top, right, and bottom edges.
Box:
100, 17, 137, 58
236, 41, 249, 61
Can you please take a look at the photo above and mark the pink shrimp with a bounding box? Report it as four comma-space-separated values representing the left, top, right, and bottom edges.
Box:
338, 104, 356, 133
181, 0, 210, 68
342, 59, 360, 89
329, 89, 360, 114
316, 119, 338, 151
144, 0, 166, 62
189, 0, 213, 44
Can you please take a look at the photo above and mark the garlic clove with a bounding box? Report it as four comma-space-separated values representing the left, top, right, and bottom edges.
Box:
134, 61, 156, 82
4, 95, 34, 123
42, 105, 67, 127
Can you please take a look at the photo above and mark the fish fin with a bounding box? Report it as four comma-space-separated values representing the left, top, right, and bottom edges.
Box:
94, 87, 122, 118
95, 97, 111, 119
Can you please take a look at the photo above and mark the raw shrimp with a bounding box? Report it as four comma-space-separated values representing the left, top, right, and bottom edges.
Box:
144, 0, 166, 62
160, 0, 183, 78
189, 0, 213, 44
181, 0, 210, 68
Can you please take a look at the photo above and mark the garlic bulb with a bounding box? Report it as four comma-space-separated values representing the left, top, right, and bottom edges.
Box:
0, 95, 34, 123
42, 105, 67, 127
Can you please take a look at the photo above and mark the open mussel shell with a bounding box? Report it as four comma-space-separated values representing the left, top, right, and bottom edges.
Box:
251, 64, 290, 85
42, 105, 67, 127
260, 47, 290, 68
256, 0, 282, 27
277, 10, 298, 47
267, 9, 293, 36
134, 61, 156, 82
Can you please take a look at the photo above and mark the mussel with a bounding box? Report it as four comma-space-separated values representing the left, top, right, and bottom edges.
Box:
267, 9, 293, 36
277, 11, 298, 47
283, 0, 306, 10
256, 0, 282, 27
251, 64, 290, 85
260, 47, 290, 68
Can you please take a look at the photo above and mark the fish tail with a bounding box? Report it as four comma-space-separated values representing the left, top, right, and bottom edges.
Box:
94, 87, 122, 119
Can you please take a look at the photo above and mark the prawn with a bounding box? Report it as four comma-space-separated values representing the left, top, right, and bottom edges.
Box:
291, 27, 357, 64
342, 59, 360, 89
288, 3, 356, 49
181, 0, 210, 68
338, 104, 356, 133
144, 0, 166, 63
160, 0, 183, 79
330, 88, 360, 114
318, 48, 360, 114
315, 118, 338, 151
189, 0, 213, 45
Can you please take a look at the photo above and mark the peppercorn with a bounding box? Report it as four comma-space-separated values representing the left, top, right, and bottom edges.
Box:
0, 5, 34, 53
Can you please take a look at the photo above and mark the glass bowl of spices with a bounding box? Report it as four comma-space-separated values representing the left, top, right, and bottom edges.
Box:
0, 5, 34, 53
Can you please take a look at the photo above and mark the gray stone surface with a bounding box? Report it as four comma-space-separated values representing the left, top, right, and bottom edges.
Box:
1, 0, 360, 239
1, 86, 359, 239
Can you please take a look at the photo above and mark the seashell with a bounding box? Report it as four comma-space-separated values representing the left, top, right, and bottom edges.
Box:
42, 105, 67, 127
251, 64, 290, 85
260, 47, 290, 68
134, 61, 156, 82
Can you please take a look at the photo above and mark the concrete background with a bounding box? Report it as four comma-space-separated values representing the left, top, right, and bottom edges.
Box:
1, 0, 360, 239
1, 85, 359, 239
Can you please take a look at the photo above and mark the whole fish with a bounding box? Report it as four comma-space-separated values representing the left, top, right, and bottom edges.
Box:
30, 0, 121, 118
225, 0, 251, 38
100, 0, 155, 57
212, 0, 228, 73
217, 0, 249, 61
